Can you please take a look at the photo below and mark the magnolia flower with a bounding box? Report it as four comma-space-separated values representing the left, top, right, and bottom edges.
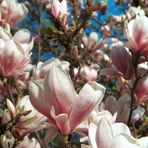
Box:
110, 38, 124, 50
29, 66, 106, 135
51, 0, 67, 25
125, 16, 148, 57
82, 32, 103, 52
80, 66, 98, 82
100, 25, 110, 37
88, 117, 148, 148
126, 6, 145, 20
0, 0, 28, 26
0, 27, 33, 77
100, 46, 134, 79
105, 94, 145, 123
33, 58, 69, 80
6, 96, 47, 137
76, 110, 116, 136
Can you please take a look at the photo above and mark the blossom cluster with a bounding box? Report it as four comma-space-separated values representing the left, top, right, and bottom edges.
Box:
0, 0, 147, 147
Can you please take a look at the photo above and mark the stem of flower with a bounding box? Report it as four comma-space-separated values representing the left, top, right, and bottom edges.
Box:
127, 52, 139, 126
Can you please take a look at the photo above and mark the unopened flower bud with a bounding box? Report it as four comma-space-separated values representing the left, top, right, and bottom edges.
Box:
92, 2, 101, 11
87, 0, 93, 7
100, 2, 107, 14
70, 46, 78, 60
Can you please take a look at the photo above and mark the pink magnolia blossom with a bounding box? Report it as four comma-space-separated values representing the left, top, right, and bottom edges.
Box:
88, 117, 148, 148
80, 66, 98, 82
0, 0, 28, 26
125, 16, 148, 57
0, 27, 33, 77
5, 96, 47, 137
82, 32, 103, 52
135, 76, 148, 103
100, 25, 110, 37
33, 58, 69, 80
29, 66, 106, 135
126, 6, 145, 20
75, 110, 116, 136
51, 0, 67, 25
110, 38, 124, 50
105, 94, 145, 123
100, 46, 134, 79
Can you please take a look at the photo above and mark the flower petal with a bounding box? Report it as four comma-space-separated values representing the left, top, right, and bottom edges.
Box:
43, 66, 76, 115
55, 114, 70, 135
96, 118, 113, 148
29, 80, 52, 119
88, 123, 97, 148
69, 82, 106, 132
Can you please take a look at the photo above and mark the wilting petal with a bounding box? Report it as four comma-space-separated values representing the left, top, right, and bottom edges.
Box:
69, 82, 106, 132
44, 66, 76, 115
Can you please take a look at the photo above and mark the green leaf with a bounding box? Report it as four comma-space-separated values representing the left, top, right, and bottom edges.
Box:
21, 116, 38, 126
42, 20, 59, 33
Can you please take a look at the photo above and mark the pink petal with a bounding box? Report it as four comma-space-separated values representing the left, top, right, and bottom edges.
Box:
43, 66, 76, 115
55, 114, 70, 135
117, 94, 131, 123
96, 118, 113, 148
111, 46, 133, 79
69, 82, 106, 132
105, 96, 119, 115
29, 80, 52, 120
135, 76, 148, 103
